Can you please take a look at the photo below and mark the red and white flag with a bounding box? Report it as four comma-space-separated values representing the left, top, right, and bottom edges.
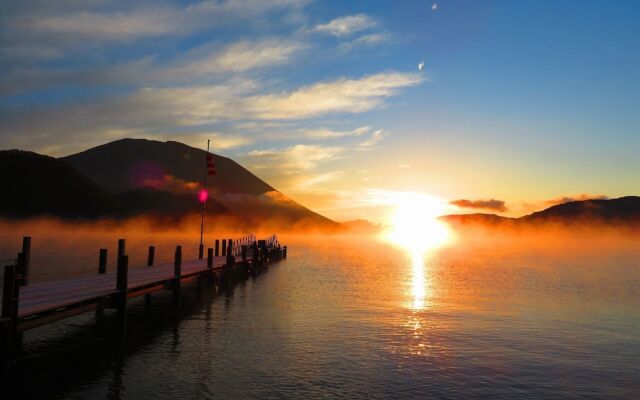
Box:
207, 153, 216, 175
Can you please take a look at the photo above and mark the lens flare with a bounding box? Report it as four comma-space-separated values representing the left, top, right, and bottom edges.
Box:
198, 189, 209, 203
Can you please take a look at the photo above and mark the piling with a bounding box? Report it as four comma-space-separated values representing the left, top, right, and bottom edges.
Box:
98, 249, 108, 274
222, 239, 227, 257
1, 264, 19, 374
116, 255, 128, 331
173, 246, 182, 307
96, 249, 108, 320
215, 239, 220, 257
20, 237, 31, 286
147, 246, 155, 266
117, 239, 126, 260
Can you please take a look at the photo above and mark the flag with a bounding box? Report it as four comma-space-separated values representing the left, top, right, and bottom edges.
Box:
207, 153, 216, 175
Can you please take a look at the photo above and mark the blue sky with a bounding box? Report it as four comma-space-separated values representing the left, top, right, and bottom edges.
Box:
1, 0, 639, 220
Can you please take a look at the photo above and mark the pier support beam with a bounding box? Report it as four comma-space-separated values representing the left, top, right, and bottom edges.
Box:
116, 255, 129, 331
96, 249, 108, 321
20, 237, 31, 286
173, 246, 182, 307
221, 239, 227, 257
1, 264, 19, 376
215, 240, 220, 257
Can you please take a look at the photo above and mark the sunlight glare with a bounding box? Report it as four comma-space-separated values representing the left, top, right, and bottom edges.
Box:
385, 192, 452, 254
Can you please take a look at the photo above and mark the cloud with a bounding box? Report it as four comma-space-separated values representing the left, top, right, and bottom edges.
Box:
357, 129, 386, 150
0, 70, 420, 155
450, 199, 508, 212
1, 39, 304, 96
244, 71, 423, 119
302, 126, 370, 139
339, 32, 391, 52
168, 39, 305, 75
544, 194, 609, 206
2, 0, 309, 47
243, 144, 344, 171
312, 14, 377, 37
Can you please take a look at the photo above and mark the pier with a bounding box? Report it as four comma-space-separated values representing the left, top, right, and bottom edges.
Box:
0, 234, 287, 375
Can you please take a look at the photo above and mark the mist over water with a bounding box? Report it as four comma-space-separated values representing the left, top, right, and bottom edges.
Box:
2, 222, 640, 399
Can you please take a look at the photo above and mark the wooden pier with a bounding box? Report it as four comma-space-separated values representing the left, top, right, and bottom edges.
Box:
0, 234, 287, 375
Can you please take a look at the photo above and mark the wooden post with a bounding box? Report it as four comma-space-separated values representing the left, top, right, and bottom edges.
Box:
117, 239, 126, 259
215, 239, 220, 257
98, 249, 108, 274
283, 246, 287, 259
116, 255, 128, 331
228, 238, 233, 255
1, 264, 18, 374
96, 249, 108, 320
20, 236, 31, 286
173, 246, 182, 307
221, 239, 227, 256
198, 244, 204, 260
207, 248, 213, 270
147, 246, 155, 266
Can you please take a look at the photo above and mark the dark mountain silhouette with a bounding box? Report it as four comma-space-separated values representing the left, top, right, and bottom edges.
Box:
0, 150, 120, 218
0, 149, 229, 220
62, 138, 338, 228
439, 213, 515, 226
63, 139, 273, 196
441, 196, 640, 227
521, 196, 640, 224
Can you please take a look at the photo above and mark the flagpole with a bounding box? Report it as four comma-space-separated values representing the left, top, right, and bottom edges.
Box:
198, 139, 210, 259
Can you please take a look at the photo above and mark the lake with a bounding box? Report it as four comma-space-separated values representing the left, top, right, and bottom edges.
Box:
3, 228, 640, 399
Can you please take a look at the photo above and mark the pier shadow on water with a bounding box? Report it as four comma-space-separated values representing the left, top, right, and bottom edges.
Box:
4, 267, 269, 399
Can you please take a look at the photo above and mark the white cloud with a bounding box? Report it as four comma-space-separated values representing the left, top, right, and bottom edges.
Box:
244, 71, 423, 119
170, 39, 305, 75
357, 129, 387, 150
4, 0, 310, 46
312, 14, 377, 37
244, 144, 344, 171
339, 32, 391, 52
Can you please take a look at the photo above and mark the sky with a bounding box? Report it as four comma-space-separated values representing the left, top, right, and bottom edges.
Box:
1, 0, 639, 222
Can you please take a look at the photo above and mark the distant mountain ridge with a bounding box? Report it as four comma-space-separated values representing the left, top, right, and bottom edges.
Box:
0, 139, 339, 230
62, 138, 337, 228
441, 196, 640, 227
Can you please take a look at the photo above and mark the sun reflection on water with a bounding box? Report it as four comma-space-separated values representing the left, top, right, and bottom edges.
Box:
381, 192, 454, 310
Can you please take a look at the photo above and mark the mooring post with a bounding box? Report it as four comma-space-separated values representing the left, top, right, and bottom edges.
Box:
98, 249, 108, 274
1, 264, 19, 374
173, 246, 182, 307
116, 255, 128, 331
117, 239, 126, 260
144, 246, 155, 304
96, 248, 108, 321
20, 236, 31, 286
283, 246, 287, 259
198, 244, 204, 260
215, 239, 220, 257
207, 248, 213, 270
147, 246, 155, 266
226, 240, 234, 266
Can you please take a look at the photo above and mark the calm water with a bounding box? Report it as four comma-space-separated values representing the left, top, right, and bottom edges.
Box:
4, 233, 640, 399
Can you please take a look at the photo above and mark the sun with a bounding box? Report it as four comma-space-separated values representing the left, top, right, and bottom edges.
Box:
385, 192, 452, 254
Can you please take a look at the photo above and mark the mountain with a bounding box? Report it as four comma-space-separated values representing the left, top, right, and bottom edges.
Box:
441, 196, 640, 228
439, 213, 515, 226
62, 138, 338, 229
521, 196, 640, 224
0, 150, 120, 218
